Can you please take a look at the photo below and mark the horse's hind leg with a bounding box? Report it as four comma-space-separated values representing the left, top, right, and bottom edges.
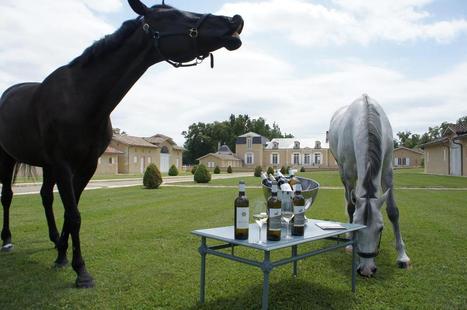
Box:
382, 170, 411, 269
41, 167, 60, 247
0, 151, 15, 252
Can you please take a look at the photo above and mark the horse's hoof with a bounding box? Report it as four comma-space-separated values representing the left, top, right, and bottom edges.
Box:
1, 243, 14, 253
397, 260, 411, 269
54, 258, 69, 269
75, 272, 95, 289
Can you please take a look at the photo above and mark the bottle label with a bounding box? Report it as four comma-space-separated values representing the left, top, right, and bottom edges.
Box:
294, 206, 305, 226
236, 207, 249, 229
269, 209, 281, 231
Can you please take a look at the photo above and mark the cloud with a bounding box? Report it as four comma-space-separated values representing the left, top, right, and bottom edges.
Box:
1, 0, 465, 147
218, 0, 467, 46
0, 0, 115, 86
113, 47, 467, 144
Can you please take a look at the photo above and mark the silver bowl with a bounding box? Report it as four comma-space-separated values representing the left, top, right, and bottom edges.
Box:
262, 177, 320, 213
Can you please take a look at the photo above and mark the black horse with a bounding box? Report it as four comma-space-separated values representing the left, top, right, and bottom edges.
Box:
0, 0, 243, 288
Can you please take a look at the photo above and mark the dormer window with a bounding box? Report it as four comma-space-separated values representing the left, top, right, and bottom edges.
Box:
315, 141, 321, 149
273, 141, 279, 149
247, 137, 252, 150
294, 141, 300, 149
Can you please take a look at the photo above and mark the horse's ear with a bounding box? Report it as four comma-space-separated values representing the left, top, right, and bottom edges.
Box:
377, 189, 390, 209
128, 0, 149, 16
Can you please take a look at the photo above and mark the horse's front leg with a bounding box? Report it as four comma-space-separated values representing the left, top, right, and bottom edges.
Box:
54, 163, 94, 288
41, 167, 60, 247
383, 174, 411, 269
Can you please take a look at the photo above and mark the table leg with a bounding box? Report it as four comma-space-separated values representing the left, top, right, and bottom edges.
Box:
199, 237, 207, 303
261, 251, 272, 310
351, 233, 357, 293
292, 245, 298, 277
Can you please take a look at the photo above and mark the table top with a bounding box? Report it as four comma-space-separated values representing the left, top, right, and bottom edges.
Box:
192, 219, 366, 251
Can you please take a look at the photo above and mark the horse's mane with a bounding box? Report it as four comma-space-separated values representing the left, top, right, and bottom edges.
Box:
68, 4, 177, 67
69, 18, 141, 67
363, 96, 382, 199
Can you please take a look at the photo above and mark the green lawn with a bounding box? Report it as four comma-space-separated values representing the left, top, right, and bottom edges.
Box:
192, 169, 467, 189
0, 175, 466, 309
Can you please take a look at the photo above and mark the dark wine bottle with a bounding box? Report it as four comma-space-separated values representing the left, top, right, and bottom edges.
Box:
292, 183, 305, 236
261, 172, 272, 187
267, 181, 281, 241
234, 181, 249, 240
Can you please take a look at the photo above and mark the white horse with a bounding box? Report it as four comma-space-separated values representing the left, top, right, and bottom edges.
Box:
328, 94, 410, 277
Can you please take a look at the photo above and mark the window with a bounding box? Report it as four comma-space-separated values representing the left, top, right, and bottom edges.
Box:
304, 154, 311, 165
293, 153, 300, 165
245, 152, 254, 165
273, 142, 279, 149
108, 157, 113, 164
134, 156, 138, 164
271, 153, 279, 165
161, 146, 169, 154
208, 161, 215, 168
314, 153, 322, 165
315, 141, 322, 149
247, 137, 252, 150
294, 141, 300, 149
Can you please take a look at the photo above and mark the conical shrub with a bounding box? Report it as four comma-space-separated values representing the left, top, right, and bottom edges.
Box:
194, 164, 211, 183
168, 164, 179, 176
143, 163, 162, 189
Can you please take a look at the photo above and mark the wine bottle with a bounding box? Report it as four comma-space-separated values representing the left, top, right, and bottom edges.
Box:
261, 172, 272, 187
288, 169, 298, 187
267, 181, 282, 241
234, 180, 249, 240
292, 183, 305, 236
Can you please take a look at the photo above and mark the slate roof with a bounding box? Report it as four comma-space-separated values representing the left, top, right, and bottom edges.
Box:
112, 134, 159, 148
394, 147, 424, 154
265, 138, 328, 149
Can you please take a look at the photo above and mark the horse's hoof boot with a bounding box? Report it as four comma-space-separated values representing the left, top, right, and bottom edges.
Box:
76, 273, 95, 288
1, 243, 13, 252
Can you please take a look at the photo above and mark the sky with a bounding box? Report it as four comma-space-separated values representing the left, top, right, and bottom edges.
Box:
1, 0, 466, 146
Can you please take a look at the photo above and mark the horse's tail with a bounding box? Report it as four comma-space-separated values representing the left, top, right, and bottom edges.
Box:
12, 163, 38, 184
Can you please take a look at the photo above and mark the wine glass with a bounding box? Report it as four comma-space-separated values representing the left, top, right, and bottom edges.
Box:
252, 200, 268, 244
282, 193, 294, 239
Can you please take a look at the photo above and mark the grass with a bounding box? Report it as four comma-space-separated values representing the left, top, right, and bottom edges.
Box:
0, 173, 466, 309
180, 168, 467, 189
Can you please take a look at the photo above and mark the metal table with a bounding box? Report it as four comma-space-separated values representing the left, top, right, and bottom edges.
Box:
192, 219, 366, 310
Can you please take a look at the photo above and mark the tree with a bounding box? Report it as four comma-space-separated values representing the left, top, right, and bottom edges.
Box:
254, 165, 262, 177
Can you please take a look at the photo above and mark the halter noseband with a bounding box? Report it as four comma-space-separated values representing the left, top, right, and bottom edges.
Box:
142, 13, 214, 68
357, 228, 383, 259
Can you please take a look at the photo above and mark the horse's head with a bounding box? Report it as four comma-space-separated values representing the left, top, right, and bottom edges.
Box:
128, 0, 244, 66
353, 190, 389, 277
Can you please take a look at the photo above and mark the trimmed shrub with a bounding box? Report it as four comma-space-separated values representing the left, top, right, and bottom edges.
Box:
300, 166, 306, 173
280, 166, 287, 175
286, 166, 291, 174
191, 165, 198, 175
214, 166, 221, 174
168, 164, 179, 176
254, 165, 262, 177
267, 166, 274, 176
143, 163, 162, 189
194, 164, 211, 183
227, 165, 233, 173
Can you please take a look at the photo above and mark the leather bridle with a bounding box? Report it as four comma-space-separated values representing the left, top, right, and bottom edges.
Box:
142, 13, 214, 68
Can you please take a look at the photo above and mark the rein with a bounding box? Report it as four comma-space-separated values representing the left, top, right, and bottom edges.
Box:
142, 13, 214, 68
